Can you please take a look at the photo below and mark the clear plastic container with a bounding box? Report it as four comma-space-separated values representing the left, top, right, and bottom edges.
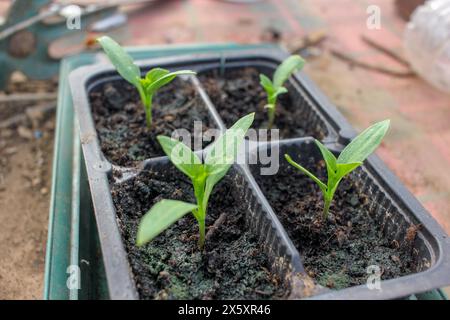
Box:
403, 0, 450, 93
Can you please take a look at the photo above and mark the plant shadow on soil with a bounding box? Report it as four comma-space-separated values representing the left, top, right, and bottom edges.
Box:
251, 155, 419, 290
89, 78, 215, 167
111, 165, 289, 299
199, 67, 325, 139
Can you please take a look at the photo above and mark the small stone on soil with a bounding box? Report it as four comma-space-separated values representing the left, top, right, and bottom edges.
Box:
4, 147, 17, 155
104, 84, 126, 110
349, 194, 359, 206
17, 126, 33, 140
124, 103, 137, 113
26, 107, 44, 123
336, 230, 347, 247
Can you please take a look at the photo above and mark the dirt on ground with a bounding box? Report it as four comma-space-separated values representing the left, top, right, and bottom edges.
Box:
0, 76, 56, 299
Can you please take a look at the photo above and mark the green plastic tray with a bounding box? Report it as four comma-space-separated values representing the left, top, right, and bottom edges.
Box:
43, 43, 448, 300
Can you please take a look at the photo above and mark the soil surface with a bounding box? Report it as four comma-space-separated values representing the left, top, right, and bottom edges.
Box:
199, 68, 324, 139
89, 78, 215, 167
252, 157, 417, 290
111, 166, 288, 299
0, 76, 55, 299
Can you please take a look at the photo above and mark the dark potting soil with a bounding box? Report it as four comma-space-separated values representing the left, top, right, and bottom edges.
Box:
252, 158, 418, 290
89, 78, 214, 167
199, 68, 324, 139
111, 165, 288, 299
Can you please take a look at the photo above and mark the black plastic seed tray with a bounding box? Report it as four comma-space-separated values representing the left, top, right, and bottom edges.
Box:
69, 49, 330, 299
69, 48, 450, 299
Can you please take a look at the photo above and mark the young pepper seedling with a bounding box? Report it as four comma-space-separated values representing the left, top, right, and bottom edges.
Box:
97, 36, 196, 128
136, 113, 255, 249
285, 120, 390, 219
259, 55, 305, 129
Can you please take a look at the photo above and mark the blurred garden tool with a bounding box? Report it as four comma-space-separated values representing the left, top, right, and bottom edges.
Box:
0, 0, 154, 90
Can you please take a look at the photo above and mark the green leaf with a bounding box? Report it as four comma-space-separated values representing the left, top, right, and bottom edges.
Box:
145, 68, 170, 83
97, 36, 141, 87
157, 136, 203, 179
327, 163, 360, 201
273, 55, 305, 88
136, 200, 197, 246
146, 69, 196, 95
202, 174, 222, 212
337, 120, 390, 164
284, 154, 327, 193
268, 86, 288, 105
327, 162, 362, 203
314, 140, 337, 172
203, 113, 255, 207
205, 112, 254, 176
261, 75, 288, 106
274, 86, 288, 96
336, 162, 362, 179
260, 74, 274, 94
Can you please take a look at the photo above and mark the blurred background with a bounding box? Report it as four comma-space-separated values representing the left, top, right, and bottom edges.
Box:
0, 0, 449, 299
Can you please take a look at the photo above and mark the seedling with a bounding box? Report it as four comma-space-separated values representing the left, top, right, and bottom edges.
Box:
97, 36, 196, 128
259, 55, 305, 129
285, 120, 390, 219
136, 113, 255, 249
